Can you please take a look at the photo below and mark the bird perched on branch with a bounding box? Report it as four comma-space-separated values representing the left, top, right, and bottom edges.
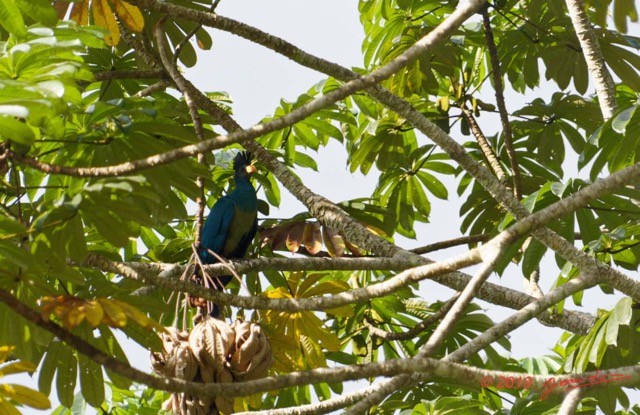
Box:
198, 151, 258, 316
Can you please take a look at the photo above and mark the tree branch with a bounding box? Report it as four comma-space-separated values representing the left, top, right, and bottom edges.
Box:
93, 69, 167, 81
87, 255, 595, 334
460, 107, 509, 185
481, 7, 522, 199
565, 0, 618, 119
2, 288, 631, 413
558, 388, 584, 415
411, 233, 490, 254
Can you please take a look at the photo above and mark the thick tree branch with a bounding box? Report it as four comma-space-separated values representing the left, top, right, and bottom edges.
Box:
87, 255, 596, 334
558, 388, 584, 415
565, 0, 618, 119
84, 251, 481, 313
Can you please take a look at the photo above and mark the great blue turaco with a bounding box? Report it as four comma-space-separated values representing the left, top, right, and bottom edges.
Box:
198, 151, 258, 317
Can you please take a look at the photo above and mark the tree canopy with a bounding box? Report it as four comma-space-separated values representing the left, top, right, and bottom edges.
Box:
0, 0, 640, 414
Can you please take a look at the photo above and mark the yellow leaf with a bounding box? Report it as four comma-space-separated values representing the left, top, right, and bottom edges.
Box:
111, 299, 163, 331
264, 287, 292, 299
0, 347, 14, 365
299, 334, 326, 368
93, 0, 120, 46
84, 300, 104, 327
0, 384, 51, 409
325, 305, 355, 318
302, 280, 350, 297
70, 0, 89, 26
110, 0, 144, 32
299, 312, 341, 352
64, 304, 86, 329
0, 360, 36, 377
322, 228, 345, 257
98, 299, 127, 327
0, 398, 21, 415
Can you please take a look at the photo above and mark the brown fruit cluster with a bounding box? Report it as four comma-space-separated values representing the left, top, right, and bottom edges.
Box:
151, 318, 273, 415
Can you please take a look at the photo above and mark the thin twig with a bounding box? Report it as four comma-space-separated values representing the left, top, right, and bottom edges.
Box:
481, 7, 522, 199
459, 107, 509, 185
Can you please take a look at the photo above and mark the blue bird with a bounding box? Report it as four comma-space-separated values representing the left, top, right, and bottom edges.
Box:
198, 151, 258, 316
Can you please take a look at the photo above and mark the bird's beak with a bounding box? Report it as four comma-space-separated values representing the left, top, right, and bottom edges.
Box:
245, 164, 257, 174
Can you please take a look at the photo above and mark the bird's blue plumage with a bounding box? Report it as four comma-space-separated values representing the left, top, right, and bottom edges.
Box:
199, 151, 258, 316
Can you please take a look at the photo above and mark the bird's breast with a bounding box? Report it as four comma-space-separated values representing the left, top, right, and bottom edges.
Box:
222, 206, 257, 258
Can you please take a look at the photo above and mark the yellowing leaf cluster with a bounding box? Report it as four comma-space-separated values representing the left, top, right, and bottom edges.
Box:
40, 295, 163, 331
262, 273, 353, 372
0, 345, 51, 413
70, 0, 144, 46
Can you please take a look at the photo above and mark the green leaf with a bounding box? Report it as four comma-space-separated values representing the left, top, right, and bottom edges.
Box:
523, 238, 547, 277
98, 327, 132, 390
611, 105, 637, 134
0, 116, 35, 146
0, 0, 27, 38
14, 0, 58, 26
55, 346, 77, 408
78, 354, 105, 407
38, 341, 62, 396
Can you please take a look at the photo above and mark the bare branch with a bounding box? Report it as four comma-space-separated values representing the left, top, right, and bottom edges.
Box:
88, 255, 596, 334
411, 233, 490, 254
1, 288, 633, 408
94, 69, 166, 81
460, 107, 509, 185
565, 0, 618, 119
481, 7, 522, 199
558, 388, 584, 415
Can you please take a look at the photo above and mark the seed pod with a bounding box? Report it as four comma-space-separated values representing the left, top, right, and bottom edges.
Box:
229, 321, 273, 381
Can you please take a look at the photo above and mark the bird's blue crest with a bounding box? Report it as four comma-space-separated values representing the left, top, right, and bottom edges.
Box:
234, 151, 253, 170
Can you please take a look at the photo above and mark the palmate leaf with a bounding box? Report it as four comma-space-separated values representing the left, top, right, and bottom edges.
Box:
262, 272, 349, 373
68, 0, 143, 46
561, 297, 636, 373
511, 93, 602, 168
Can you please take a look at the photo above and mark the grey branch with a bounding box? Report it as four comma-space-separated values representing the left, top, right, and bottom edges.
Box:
565, 0, 618, 119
